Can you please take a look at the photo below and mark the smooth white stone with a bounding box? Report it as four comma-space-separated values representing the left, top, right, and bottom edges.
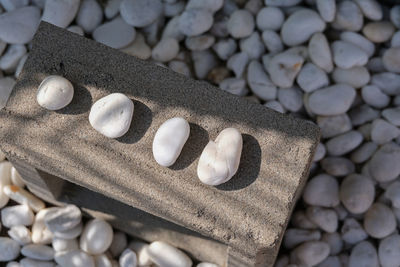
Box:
247, 60, 276, 100
0, 6, 40, 44
383, 47, 400, 73
321, 157, 355, 177
364, 203, 396, 239
93, 17, 136, 49
239, 32, 265, 60
308, 33, 333, 73
0, 77, 16, 110
303, 174, 339, 207
52, 222, 82, 240
332, 1, 363, 32
341, 218, 368, 244
121, 33, 151, 60
363, 22, 395, 43
316, 0, 335, 22
21, 244, 54, 261
36, 75, 74, 111
267, 50, 304, 88
371, 119, 400, 145
42, 0, 80, 28
378, 234, 400, 267
0, 0, 29, 11
332, 41, 368, 69
52, 238, 78, 252
362, 85, 390, 108
20, 258, 54, 267
76, 0, 103, 33
44, 205, 81, 233
256, 7, 284, 31
261, 30, 283, 53
382, 108, 400, 126
227, 52, 249, 77
178, 8, 213, 37
369, 143, 400, 183
349, 241, 378, 267
283, 229, 321, 249
152, 38, 179, 62
0, 44, 27, 73
8, 225, 31, 245
340, 31, 375, 58
120, 0, 162, 27
197, 128, 242, 186
354, 0, 382, 21
186, 0, 223, 13
32, 208, 54, 244
80, 219, 113, 255
297, 63, 329, 93
281, 9, 325, 46
153, 117, 190, 167
119, 248, 137, 267
326, 131, 363, 156
128, 241, 152, 266
290, 241, 330, 266
185, 35, 215, 51
0, 237, 20, 261
340, 174, 375, 214
10, 167, 25, 188
109, 232, 127, 257
332, 66, 370, 89
95, 254, 113, 267
1, 204, 34, 227
227, 9, 255, 38
147, 241, 192, 267
54, 250, 95, 267
351, 142, 378, 164
308, 84, 356, 116
4, 185, 45, 212
371, 72, 400, 96
89, 93, 134, 139
213, 38, 237, 61
306, 207, 338, 233
277, 87, 303, 112
104, 0, 122, 19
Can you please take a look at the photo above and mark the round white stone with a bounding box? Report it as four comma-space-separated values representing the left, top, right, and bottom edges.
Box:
308, 33, 333, 73
32, 208, 54, 245
349, 241, 378, 267
291, 241, 330, 266
354, 0, 382, 21
340, 31, 375, 58
55, 249, 95, 267
383, 47, 400, 73
326, 131, 363, 156
37, 75, 74, 111
213, 38, 237, 61
147, 241, 192, 267
44, 205, 81, 233
93, 17, 136, 49
197, 128, 242, 186
247, 60, 276, 101
227, 52, 249, 77
21, 244, 54, 261
364, 203, 396, 239
1, 204, 34, 228
128, 241, 152, 266
277, 87, 303, 113
371, 72, 400, 96
8, 225, 31, 245
0, 237, 20, 261
239, 32, 265, 60
316, 0, 335, 22
227, 10, 255, 38
52, 237, 79, 252
378, 234, 400, 267
303, 174, 339, 207
153, 117, 190, 167
340, 174, 375, 214
332, 41, 368, 69
371, 119, 400, 145
297, 63, 329, 93
89, 93, 134, 139
363, 22, 395, 43
332, 1, 363, 32
119, 248, 137, 267
256, 7, 284, 31
261, 30, 284, 54
332, 66, 370, 89
152, 38, 179, 62
267, 50, 304, 88
179, 8, 214, 37
42, 0, 80, 28
120, 0, 162, 27
362, 85, 390, 109
80, 219, 113, 255
76, 0, 103, 33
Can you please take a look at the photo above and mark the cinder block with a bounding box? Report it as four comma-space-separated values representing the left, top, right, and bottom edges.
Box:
0, 22, 320, 266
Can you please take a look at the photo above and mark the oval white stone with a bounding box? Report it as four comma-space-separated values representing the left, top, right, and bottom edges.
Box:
37, 75, 74, 111
89, 93, 134, 139
153, 117, 190, 167
147, 241, 192, 267
80, 219, 113, 255
197, 128, 242, 186
55, 249, 95, 267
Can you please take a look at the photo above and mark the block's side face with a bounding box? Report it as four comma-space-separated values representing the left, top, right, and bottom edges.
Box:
0, 22, 320, 263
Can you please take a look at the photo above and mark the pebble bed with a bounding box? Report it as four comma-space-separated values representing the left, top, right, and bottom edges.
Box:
0, 0, 399, 266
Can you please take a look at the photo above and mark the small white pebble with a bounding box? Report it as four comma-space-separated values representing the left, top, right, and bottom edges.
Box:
36, 75, 74, 111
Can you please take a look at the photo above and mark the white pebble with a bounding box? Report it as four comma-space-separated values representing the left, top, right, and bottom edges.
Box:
95, 254, 113, 267
332, 41, 368, 69
340, 31, 375, 58
0, 77, 16, 110
349, 241, 379, 267
227, 52, 249, 77
332, 66, 370, 89
303, 174, 339, 207
354, 0, 382, 21
371, 119, 400, 145
42, 0, 80, 28
321, 157, 355, 177
21, 244, 54, 261
247, 60, 276, 101
256, 7, 284, 31
185, 35, 215, 51
54, 249, 94, 267
382, 108, 400, 127
152, 38, 179, 62
0, 237, 20, 261
186, 0, 223, 13
197, 263, 219, 267
283, 228, 321, 249
0, 6, 40, 44
316, 0, 335, 22
80, 219, 113, 255
36, 75, 74, 111
290, 241, 330, 266
0, 0, 29, 11
306, 207, 338, 233
121, 33, 151, 60
93, 17, 136, 49
67, 25, 84, 36
153, 117, 190, 167
197, 128, 242, 186
312, 143, 326, 162
10, 167, 24, 188
0, 44, 27, 73
239, 32, 265, 60
52, 238, 78, 252
308, 33, 333, 73
1, 205, 34, 228
20, 258, 54, 267
120, 0, 162, 27
44, 205, 81, 233
192, 50, 217, 79
297, 63, 329, 93
267, 50, 303, 88
369, 143, 400, 183
212, 38, 237, 60
219, 78, 248, 96
264, 0, 301, 6
76, 0, 103, 33
8, 225, 31, 245
349, 104, 379, 126
104, 0, 122, 19
332, 1, 363, 32
363, 22, 395, 43
53, 222, 82, 240
364, 203, 396, 239
383, 47, 400, 73
129, 241, 152, 266
89, 93, 134, 139
261, 30, 283, 53
371, 72, 400, 96
378, 234, 400, 267
178, 8, 213, 37
4, 185, 45, 212
341, 218, 368, 245
147, 241, 192, 267
340, 174, 375, 214
227, 9, 255, 38
119, 248, 137, 267
281, 9, 325, 46
277, 87, 303, 112
308, 84, 356, 116
32, 209, 53, 244
162, 16, 185, 41
351, 142, 378, 164
264, 101, 285, 113
362, 85, 390, 108
326, 131, 363, 156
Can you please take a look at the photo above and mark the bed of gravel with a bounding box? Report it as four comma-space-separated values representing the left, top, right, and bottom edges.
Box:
0, 0, 400, 266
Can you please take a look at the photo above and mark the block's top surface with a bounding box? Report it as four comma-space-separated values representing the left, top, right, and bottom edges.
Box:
0, 22, 319, 260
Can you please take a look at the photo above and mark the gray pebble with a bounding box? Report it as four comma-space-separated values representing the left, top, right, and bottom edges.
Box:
313, 143, 326, 162
378, 234, 400, 267
306, 207, 338, 233
42, 0, 80, 28
290, 241, 330, 266
317, 256, 341, 267
264, 101, 285, 113
303, 174, 340, 208
186, 0, 223, 13
297, 63, 329, 93
341, 218, 368, 245
277, 87, 303, 112
361, 85, 390, 108
383, 47, 400, 73
162, 16, 185, 41
168, 61, 191, 77
316, 0, 335, 22
212, 38, 237, 60
267, 50, 304, 88
321, 157, 355, 177
351, 142, 378, 163
349, 241, 379, 267
261, 30, 283, 53
256, 7, 284, 31
152, 38, 179, 62
371, 72, 400, 96
349, 104, 379, 126
308, 33, 333, 73
382, 107, 400, 126
120, 0, 162, 27
104, 0, 122, 19
321, 232, 343, 256
326, 130, 363, 156
185, 35, 215, 51
332, 1, 363, 32
364, 203, 397, 239
244, 0, 263, 15
340, 174, 375, 214
192, 50, 217, 79
247, 60, 277, 101
264, 0, 302, 6
239, 32, 265, 59
227, 9, 255, 38
369, 143, 400, 183
363, 22, 396, 43
371, 119, 400, 145
391, 31, 400, 47
317, 114, 352, 138
0, 44, 27, 73
390, 5, 400, 28
354, 0, 383, 21
227, 52, 249, 77
292, 210, 318, 230
340, 31, 375, 58
385, 181, 400, 209
219, 78, 248, 96
332, 67, 370, 89
283, 228, 321, 249
76, 0, 103, 33
179, 8, 214, 37
93, 17, 136, 49
367, 57, 386, 73
332, 41, 368, 69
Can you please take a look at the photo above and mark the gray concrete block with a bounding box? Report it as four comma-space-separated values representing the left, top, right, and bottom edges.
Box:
0, 22, 320, 266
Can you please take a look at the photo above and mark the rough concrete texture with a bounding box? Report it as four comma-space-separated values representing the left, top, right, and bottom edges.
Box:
0, 22, 320, 266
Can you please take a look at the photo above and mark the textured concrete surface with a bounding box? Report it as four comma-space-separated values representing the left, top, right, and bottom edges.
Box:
0, 22, 320, 266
